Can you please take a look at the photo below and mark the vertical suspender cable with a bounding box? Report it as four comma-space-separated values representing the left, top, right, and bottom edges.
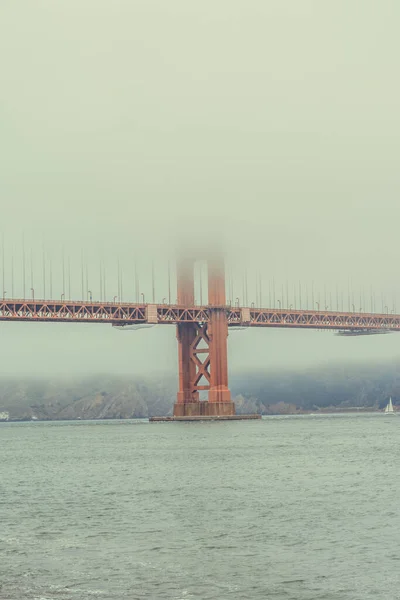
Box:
152, 259, 155, 303
1, 234, 4, 298
168, 260, 171, 304
43, 244, 46, 299
62, 247, 65, 298
85, 256, 89, 302
99, 259, 103, 302
30, 249, 34, 298
199, 262, 203, 305
81, 250, 84, 301
68, 257, 71, 300
103, 262, 106, 302
22, 234, 26, 299
11, 252, 14, 298
117, 259, 120, 301
50, 257, 53, 300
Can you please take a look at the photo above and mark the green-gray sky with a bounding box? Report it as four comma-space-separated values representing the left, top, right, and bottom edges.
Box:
1, 1, 400, 376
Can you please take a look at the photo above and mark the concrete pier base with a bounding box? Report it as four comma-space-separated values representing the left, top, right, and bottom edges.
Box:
149, 400, 260, 422
149, 414, 261, 422
173, 400, 236, 418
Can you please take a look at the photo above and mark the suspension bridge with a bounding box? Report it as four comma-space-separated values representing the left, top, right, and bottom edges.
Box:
0, 251, 398, 419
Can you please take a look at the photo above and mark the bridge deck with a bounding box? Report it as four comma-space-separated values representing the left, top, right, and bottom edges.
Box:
0, 299, 399, 332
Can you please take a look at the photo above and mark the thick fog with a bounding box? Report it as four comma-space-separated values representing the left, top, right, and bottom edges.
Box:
1, 1, 400, 376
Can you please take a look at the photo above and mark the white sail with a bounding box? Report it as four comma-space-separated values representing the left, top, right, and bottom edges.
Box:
385, 397, 394, 413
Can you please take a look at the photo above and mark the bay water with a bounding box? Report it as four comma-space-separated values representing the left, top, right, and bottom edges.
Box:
1, 414, 399, 599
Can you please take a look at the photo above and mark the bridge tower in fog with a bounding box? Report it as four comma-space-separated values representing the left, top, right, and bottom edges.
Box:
174, 252, 235, 417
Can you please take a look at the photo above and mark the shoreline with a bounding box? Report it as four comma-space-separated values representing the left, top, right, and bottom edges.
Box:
0, 408, 394, 423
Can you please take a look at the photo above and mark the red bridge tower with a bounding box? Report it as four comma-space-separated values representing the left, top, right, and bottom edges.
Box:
173, 253, 235, 417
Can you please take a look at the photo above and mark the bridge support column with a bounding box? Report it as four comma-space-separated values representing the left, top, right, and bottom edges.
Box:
174, 257, 199, 414
176, 323, 199, 405
207, 255, 234, 415
173, 252, 235, 418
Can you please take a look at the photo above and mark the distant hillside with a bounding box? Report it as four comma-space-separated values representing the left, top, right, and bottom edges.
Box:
230, 362, 400, 414
0, 362, 399, 420
0, 375, 175, 420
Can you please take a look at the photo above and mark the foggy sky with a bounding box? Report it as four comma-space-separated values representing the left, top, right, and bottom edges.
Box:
1, 1, 400, 377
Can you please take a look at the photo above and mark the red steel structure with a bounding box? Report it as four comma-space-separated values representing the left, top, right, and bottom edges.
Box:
174, 254, 233, 417
1, 254, 399, 416
1, 300, 399, 330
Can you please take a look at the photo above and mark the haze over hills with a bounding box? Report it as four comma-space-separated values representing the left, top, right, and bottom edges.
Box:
0, 361, 399, 420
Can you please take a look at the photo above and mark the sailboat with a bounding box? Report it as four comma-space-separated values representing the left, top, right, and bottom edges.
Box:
384, 397, 395, 414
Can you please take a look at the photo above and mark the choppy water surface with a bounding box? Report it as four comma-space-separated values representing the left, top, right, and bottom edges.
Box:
1, 414, 400, 599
